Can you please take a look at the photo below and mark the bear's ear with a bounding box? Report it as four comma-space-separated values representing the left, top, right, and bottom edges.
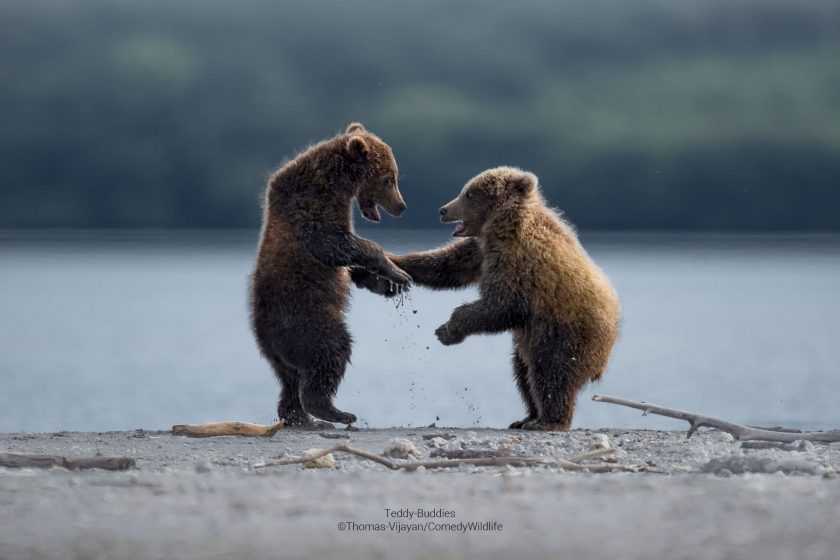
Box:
509, 171, 537, 196
346, 122, 366, 134
346, 135, 369, 161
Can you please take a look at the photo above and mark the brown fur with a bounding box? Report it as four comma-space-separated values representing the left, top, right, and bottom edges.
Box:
391, 167, 620, 431
250, 123, 411, 427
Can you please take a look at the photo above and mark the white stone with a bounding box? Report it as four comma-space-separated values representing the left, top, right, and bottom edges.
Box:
383, 438, 422, 460
590, 434, 611, 449
301, 449, 335, 469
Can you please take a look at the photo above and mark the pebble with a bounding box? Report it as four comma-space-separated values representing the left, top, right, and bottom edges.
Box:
301, 449, 335, 469
384, 438, 422, 460
590, 434, 611, 449
425, 437, 447, 448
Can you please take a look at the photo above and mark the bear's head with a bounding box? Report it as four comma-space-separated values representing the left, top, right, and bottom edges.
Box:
439, 166, 539, 237
343, 122, 406, 223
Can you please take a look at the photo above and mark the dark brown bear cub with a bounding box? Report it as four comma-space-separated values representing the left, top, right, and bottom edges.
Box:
385, 167, 620, 431
251, 123, 411, 427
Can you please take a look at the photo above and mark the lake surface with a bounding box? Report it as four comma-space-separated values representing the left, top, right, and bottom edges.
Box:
1, 230, 838, 433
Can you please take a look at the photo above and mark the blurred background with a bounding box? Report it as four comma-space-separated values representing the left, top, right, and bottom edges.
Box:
2, 0, 839, 230
1, 0, 839, 432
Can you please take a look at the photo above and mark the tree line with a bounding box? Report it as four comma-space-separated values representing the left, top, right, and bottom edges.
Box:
1, 0, 838, 230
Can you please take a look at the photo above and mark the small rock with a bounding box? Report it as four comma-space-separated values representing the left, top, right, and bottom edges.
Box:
590, 434, 611, 449
319, 432, 350, 440
301, 449, 335, 469
384, 438, 422, 460
716, 432, 736, 444
194, 461, 212, 473
425, 437, 447, 448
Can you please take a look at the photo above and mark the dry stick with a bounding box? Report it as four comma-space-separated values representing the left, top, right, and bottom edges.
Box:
171, 420, 285, 438
592, 394, 840, 443
0, 452, 135, 471
564, 447, 615, 463
253, 444, 632, 472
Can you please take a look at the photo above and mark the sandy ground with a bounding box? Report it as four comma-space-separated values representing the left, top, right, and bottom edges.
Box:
2, 427, 840, 560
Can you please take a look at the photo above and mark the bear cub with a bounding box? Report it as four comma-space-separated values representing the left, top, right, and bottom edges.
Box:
251, 123, 411, 427
373, 167, 621, 431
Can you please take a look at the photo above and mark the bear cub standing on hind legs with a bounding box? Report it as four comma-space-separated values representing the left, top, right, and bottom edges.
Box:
251, 123, 411, 428
357, 167, 620, 431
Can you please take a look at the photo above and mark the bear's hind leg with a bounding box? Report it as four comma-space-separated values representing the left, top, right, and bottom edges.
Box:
521, 340, 582, 431
300, 367, 357, 425
298, 325, 357, 425
521, 370, 579, 431
270, 358, 313, 427
508, 348, 539, 429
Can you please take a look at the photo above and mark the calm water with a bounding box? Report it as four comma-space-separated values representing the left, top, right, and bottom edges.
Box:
1, 230, 838, 433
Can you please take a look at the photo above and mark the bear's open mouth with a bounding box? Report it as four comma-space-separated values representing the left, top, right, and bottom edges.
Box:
361, 205, 381, 223
451, 221, 466, 237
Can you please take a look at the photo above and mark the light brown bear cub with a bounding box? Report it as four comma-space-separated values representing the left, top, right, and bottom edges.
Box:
367, 167, 620, 430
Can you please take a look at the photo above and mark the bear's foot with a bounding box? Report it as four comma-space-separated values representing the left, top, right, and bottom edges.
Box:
278, 411, 337, 431
520, 419, 570, 432
278, 408, 317, 429
301, 395, 357, 425
508, 416, 536, 429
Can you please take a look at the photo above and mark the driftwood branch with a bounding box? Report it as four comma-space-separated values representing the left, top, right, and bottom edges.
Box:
0, 452, 135, 471
253, 444, 633, 472
592, 394, 840, 443
172, 420, 285, 438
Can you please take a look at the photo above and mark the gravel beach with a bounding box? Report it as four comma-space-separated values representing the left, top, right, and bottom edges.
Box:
2, 427, 840, 560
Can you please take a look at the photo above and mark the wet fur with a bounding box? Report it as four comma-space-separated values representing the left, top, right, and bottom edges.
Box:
392, 167, 621, 431
250, 124, 409, 427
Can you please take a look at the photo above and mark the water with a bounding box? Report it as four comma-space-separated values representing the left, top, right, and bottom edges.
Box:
1, 230, 839, 433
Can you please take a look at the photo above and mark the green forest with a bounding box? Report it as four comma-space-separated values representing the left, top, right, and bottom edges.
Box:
1, 0, 839, 230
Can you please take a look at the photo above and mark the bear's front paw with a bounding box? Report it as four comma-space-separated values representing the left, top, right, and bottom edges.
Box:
350, 267, 399, 298
435, 323, 465, 346
379, 264, 412, 294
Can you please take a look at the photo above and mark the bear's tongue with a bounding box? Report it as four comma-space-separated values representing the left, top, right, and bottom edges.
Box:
451, 222, 466, 237
362, 205, 381, 222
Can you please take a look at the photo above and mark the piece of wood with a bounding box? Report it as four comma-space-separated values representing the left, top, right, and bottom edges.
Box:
171, 420, 285, 438
0, 452, 135, 471
564, 447, 615, 463
253, 444, 635, 473
592, 394, 840, 443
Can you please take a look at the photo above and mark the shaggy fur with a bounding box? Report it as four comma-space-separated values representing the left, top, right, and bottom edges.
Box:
251, 123, 410, 427
386, 167, 620, 431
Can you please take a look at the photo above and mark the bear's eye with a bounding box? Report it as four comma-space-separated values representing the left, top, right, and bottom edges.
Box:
466, 192, 474, 199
